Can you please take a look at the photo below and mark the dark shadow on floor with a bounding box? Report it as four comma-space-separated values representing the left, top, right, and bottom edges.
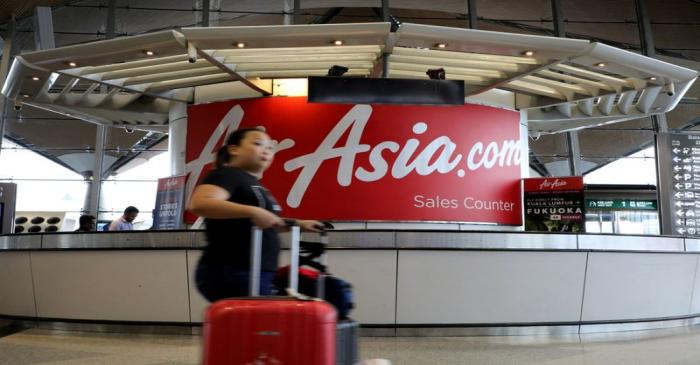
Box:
0, 320, 29, 338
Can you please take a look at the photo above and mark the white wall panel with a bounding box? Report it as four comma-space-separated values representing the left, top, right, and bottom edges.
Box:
396, 251, 587, 324
325, 250, 397, 324
688, 256, 700, 314
0, 252, 37, 316
582, 252, 697, 321
281, 250, 397, 324
578, 235, 683, 251
31, 251, 190, 322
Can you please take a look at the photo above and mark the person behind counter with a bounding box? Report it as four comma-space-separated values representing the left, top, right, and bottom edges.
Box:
188, 127, 323, 301
75, 214, 96, 232
107, 206, 139, 231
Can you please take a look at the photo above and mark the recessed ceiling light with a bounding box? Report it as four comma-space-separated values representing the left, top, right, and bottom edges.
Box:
522, 50, 535, 56
435, 43, 447, 49
595, 62, 606, 67
31, 76, 40, 81
649, 76, 657, 81
333, 40, 344, 46
236, 42, 246, 48
144, 50, 155, 56
67, 61, 78, 67
21, 94, 30, 98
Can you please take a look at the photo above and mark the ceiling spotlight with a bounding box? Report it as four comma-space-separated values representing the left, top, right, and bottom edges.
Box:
426, 68, 446, 80
333, 40, 344, 46
67, 61, 78, 67
144, 50, 155, 56
236, 42, 246, 48
435, 43, 447, 49
648, 76, 658, 81
21, 93, 30, 98
327, 65, 349, 77
31, 76, 40, 81
595, 62, 606, 67
522, 50, 535, 56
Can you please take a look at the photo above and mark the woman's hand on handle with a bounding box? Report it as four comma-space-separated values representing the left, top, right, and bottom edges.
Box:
250, 207, 285, 229
297, 220, 325, 233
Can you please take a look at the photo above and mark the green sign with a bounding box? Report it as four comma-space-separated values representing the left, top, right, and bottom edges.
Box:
586, 199, 656, 210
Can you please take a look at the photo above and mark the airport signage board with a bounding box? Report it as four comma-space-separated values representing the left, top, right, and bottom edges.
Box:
186, 97, 523, 224
585, 199, 656, 210
152, 175, 187, 230
523, 176, 585, 233
661, 133, 700, 236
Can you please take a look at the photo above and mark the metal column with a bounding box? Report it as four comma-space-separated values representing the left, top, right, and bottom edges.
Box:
283, 0, 300, 25
635, 0, 668, 234
201, 0, 210, 27
169, 102, 188, 176
87, 125, 107, 218
106, 0, 116, 39
550, 0, 581, 176
381, 0, 390, 78
84, 1, 115, 216
33, 7, 55, 50
551, 0, 565, 37
0, 17, 15, 160
565, 131, 581, 176
467, 0, 477, 29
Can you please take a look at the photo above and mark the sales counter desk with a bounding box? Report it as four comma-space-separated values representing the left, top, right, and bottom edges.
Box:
2, 229, 700, 336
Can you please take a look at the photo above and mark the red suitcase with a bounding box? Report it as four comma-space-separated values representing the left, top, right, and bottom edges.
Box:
202, 224, 338, 365
203, 298, 337, 364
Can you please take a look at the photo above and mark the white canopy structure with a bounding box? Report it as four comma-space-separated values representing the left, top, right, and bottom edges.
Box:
2, 22, 697, 137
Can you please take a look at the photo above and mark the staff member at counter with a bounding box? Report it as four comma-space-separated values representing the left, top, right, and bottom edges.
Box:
188, 128, 323, 301
107, 206, 139, 231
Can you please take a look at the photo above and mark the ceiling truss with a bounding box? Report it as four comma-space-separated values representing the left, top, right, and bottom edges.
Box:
2, 22, 696, 136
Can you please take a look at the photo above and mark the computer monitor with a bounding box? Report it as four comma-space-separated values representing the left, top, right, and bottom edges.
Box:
97, 221, 109, 232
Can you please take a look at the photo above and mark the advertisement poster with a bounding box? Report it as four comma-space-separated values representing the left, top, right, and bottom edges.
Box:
523, 177, 585, 233
152, 175, 187, 230
186, 97, 523, 224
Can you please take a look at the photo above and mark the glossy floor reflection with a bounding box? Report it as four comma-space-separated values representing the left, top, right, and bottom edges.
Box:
2, 325, 700, 364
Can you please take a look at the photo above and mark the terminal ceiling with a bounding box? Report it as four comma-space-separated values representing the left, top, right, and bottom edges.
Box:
0, 0, 699, 179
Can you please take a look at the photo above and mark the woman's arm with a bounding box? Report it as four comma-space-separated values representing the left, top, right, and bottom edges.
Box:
189, 184, 283, 228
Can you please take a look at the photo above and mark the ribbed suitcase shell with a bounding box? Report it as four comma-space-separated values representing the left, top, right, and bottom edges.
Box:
202, 298, 337, 365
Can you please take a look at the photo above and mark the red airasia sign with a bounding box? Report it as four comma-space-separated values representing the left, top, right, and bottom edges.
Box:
523, 176, 585, 192
186, 97, 523, 224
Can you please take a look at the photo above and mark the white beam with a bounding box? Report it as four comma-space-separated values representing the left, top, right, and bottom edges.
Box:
392, 47, 540, 64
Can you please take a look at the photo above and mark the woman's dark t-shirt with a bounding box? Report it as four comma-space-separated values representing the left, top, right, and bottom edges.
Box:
200, 167, 282, 272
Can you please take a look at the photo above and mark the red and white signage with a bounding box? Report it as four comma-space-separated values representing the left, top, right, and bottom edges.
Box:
523, 177, 585, 192
186, 97, 523, 224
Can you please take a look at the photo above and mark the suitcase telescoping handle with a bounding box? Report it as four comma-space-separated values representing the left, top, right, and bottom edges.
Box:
249, 220, 300, 297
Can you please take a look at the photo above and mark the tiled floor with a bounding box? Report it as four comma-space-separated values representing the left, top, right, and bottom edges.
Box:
2, 326, 700, 364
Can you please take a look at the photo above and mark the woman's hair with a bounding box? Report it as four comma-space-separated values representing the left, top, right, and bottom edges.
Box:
215, 127, 264, 169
